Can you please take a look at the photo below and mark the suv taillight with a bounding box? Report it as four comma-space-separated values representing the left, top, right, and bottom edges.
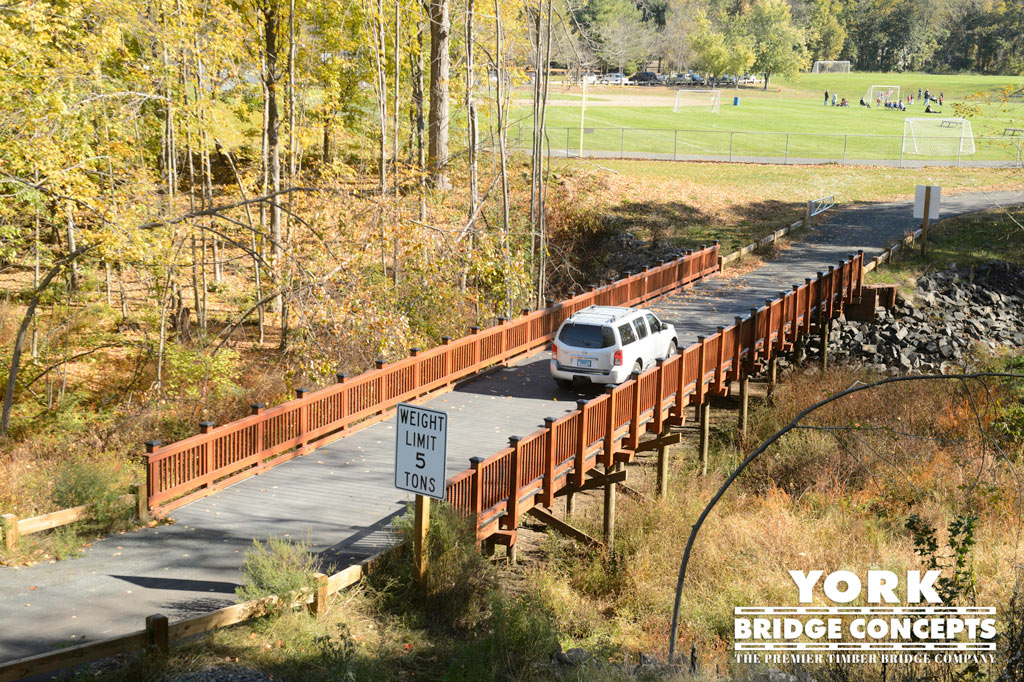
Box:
551, 343, 557, 356
613, 349, 623, 366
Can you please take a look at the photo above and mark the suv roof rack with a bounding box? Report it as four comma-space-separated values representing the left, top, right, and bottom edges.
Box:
568, 305, 635, 324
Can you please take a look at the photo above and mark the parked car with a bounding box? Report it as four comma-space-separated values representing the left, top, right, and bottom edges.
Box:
689, 73, 706, 85
580, 72, 599, 85
549, 306, 678, 388
599, 72, 630, 85
667, 73, 690, 86
739, 74, 757, 84
631, 71, 659, 85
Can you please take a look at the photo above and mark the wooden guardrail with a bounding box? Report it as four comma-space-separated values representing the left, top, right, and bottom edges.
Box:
0, 551, 387, 682
2, 487, 147, 552
444, 252, 865, 542
145, 244, 721, 514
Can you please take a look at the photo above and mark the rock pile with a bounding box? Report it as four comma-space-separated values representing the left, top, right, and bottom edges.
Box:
805, 260, 1024, 373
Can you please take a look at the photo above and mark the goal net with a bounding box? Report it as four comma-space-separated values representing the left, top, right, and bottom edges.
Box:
902, 118, 976, 156
673, 89, 721, 114
864, 85, 901, 104
812, 60, 851, 73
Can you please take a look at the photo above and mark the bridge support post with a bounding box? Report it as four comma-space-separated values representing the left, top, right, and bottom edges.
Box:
603, 462, 618, 546
768, 355, 779, 397
656, 435, 670, 498
698, 400, 711, 476
738, 373, 749, 437
565, 488, 575, 519
820, 320, 830, 371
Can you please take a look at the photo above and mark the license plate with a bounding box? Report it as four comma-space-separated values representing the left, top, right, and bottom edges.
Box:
575, 358, 593, 368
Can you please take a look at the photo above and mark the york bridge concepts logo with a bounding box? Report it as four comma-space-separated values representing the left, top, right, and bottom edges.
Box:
733, 570, 997, 665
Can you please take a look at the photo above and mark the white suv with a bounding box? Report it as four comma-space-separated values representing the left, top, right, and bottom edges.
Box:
549, 306, 677, 388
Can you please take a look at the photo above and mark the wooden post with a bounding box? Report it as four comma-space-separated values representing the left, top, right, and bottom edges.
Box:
310, 573, 329, 617
768, 356, 778, 396
739, 372, 749, 437
574, 399, 588, 487
295, 388, 310, 454
921, 186, 932, 257
144, 440, 161, 499
505, 435, 522, 527
603, 463, 618, 546
133, 483, 149, 523
731, 316, 744, 382
2, 513, 19, 552
470, 456, 484, 527
414, 495, 430, 583
805, 199, 813, 229
542, 418, 556, 508
146, 614, 170, 656
656, 434, 669, 498
695, 336, 707, 414
654, 359, 666, 432
199, 421, 214, 487
698, 399, 710, 476
603, 385, 617, 467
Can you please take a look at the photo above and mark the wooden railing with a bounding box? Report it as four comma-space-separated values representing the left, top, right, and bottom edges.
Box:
444, 252, 865, 540
146, 244, 721, 513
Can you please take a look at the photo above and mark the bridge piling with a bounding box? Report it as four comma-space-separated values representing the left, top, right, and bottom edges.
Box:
698, 399, 711, 476
738, 372, 749, 437
603, 462, 618, 546
656, 437, 670, 498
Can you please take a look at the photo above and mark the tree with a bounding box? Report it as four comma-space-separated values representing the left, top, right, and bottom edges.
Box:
747, 0, 807, 89
689, 11, 753, 81
808, 0, 847, 61
428, 0, 451, 189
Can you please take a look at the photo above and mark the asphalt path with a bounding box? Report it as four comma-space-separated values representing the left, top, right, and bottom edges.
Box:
1, 188, 1021, 665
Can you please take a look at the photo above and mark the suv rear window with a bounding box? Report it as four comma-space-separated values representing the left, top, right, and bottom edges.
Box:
558, 323, 615, 349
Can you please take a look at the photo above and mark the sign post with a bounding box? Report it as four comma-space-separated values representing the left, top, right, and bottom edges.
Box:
395, 403, 448, 584
913, 185, 941, 257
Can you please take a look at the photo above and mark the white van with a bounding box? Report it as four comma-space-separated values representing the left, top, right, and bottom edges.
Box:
549, 306, 677, 388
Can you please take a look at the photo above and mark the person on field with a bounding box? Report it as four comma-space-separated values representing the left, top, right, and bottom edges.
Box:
832, 93, 837, 106
860, 97, 869, 108
824, 89, 829, 105
925, 103, 941, 114
924, 88, 931, 103
918, 87, 922, 99
939, 93, 944, 105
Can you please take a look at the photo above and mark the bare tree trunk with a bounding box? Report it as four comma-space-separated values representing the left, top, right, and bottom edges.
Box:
263, 2, 283, 314
412, 21, 427, 221
462, 0, 477, 291
65, 208, 79, 292
536, 0, 553, 309
31, 189, 40, 359
287, 0, 297, 247
494, 0, 511, 315
427, 0, 451, 189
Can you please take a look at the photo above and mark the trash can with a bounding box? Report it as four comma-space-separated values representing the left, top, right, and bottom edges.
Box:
733, 96, 741, 106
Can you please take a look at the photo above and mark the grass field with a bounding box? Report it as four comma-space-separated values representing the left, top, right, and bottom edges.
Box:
506, 71, 1023, 162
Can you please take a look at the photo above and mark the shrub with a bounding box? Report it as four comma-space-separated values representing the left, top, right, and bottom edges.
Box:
50, 456, 133, 533
236, 536, 321, 610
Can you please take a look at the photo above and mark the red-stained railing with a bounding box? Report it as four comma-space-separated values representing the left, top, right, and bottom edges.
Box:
146, 244, 721, 512
444, 252, 865, 541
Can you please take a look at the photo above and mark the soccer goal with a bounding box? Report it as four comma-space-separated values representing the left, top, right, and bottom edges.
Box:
902, 118, 976, 156
673, 89, 721, 114
812, 60, 851, 73
864, 85, 901, 104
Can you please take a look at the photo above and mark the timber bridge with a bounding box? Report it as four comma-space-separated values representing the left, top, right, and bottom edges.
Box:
3, 189, 1024, 676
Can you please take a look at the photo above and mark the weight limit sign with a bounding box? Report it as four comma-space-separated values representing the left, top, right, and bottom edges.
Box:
394, 403, 448, 500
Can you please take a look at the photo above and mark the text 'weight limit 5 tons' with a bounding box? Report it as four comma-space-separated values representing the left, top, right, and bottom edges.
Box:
394, 403, 448, 500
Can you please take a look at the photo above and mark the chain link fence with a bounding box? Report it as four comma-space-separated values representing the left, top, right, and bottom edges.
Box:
504, 125, 1024, 168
